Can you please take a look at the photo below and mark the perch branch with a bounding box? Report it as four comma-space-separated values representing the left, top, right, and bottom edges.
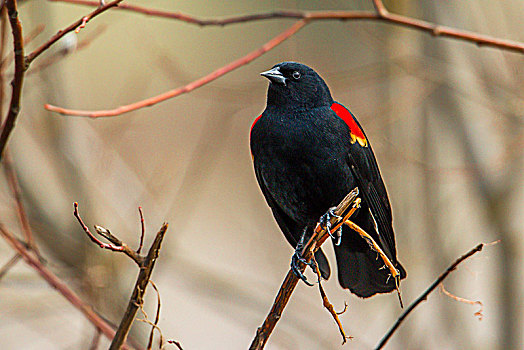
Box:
375, 242, 491, 349
249, 188, 360, 350
0, 225, 123, 347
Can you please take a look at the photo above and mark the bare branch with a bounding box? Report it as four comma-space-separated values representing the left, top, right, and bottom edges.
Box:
44, 2, 523, 118
0, 225, 125, 348
48, 1, 524, 52
73, 202, 143, 265
25, 0, 123, 65
439, 283, 483, 321
109, 223, 168, 349
3, 150, 41, 256
375, 242, 493, 349
312, 256, 352, 344
249, 188, 360, 350
0, 253, 21, 281
137, 206, 145, 254
44, 20, 308, 117
0, 0, 25, 161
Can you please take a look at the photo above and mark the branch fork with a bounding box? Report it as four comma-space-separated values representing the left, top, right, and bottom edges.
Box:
73, 202, 169, 349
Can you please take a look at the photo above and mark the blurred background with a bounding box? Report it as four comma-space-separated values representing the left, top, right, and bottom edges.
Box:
0, 0, 522, 349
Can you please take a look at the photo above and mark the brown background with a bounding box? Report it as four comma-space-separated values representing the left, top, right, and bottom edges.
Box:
0, 1, 522, 349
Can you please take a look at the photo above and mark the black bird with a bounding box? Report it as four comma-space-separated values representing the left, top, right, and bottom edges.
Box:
250, 62, 406, 298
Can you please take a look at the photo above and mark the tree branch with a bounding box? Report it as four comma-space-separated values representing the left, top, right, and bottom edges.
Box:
109, 223, 168, 349
25, 0, 123, 65
374, 242, 492, 349
43, 1, 524, 118
49, 0, 524, 53
0, 0, 25, 161
73, 203, 169, 349
74, 202, 144, 265
249, 188, 360, 350
0, 225, 125, 348
44, 19, 308, 117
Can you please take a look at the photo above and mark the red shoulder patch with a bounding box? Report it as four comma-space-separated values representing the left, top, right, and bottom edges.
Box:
330, 102, 367, 147
250, 114, 262, 137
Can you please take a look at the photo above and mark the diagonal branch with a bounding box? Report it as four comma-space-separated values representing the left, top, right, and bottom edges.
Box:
44, 19, 308, 117
375, 242, 493, 349
249, 188, 360, 350
44, 1, 524, 118
0, 225, 126, 348
25, 0, 123, 65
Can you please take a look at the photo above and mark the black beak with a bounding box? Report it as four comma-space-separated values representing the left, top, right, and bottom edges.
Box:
260, 67, 286, 86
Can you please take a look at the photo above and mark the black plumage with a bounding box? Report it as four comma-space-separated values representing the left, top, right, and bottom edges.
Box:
250, 62, 406, 298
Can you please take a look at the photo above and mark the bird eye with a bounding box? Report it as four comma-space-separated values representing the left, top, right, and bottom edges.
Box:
292, 71, 301, 80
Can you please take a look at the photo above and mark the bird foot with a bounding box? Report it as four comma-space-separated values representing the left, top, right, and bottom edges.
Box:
320, 207, 343, 246
290, 239, 315, 286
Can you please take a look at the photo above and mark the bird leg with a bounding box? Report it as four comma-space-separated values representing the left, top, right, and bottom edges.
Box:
291, 227, 315, 286
320, 207, 343, 246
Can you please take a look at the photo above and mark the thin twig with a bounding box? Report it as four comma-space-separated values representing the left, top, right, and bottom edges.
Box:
312, 255, 352, 344
0, 0, 25, 161
371, 0, 388, 17
249, 188, 360, 350
109, 223, 168, 350
25, 0, 123, 65
3, 150, 41, 257
74, 202, 143, 265
439, 283, 483, 321
375, 242, 491, 349
145, 281, 163, 350
137, 206, 145, 255
167, 339, 184, 350
344, 218, 403, 307
0, 225, 125, 347
48, 0, 524, 55
88, 328, 102, 350
44, 19, 307, 117
0, 253, 21, 281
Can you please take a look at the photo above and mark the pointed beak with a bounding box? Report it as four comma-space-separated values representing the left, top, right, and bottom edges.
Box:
260, 67, 286, 86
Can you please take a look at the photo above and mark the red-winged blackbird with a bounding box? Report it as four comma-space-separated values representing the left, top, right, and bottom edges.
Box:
250, 62, 406, 298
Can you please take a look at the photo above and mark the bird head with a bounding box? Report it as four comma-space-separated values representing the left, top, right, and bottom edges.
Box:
261, 62, 333, 110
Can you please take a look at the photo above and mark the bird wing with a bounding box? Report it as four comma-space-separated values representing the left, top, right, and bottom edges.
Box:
331, 102, 398, 262
253, 163, 331, 279
253, 163, 301, 247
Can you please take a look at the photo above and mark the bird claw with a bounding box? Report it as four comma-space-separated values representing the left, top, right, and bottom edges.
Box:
320, 207, 343, 246
291, 251, 314, 286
